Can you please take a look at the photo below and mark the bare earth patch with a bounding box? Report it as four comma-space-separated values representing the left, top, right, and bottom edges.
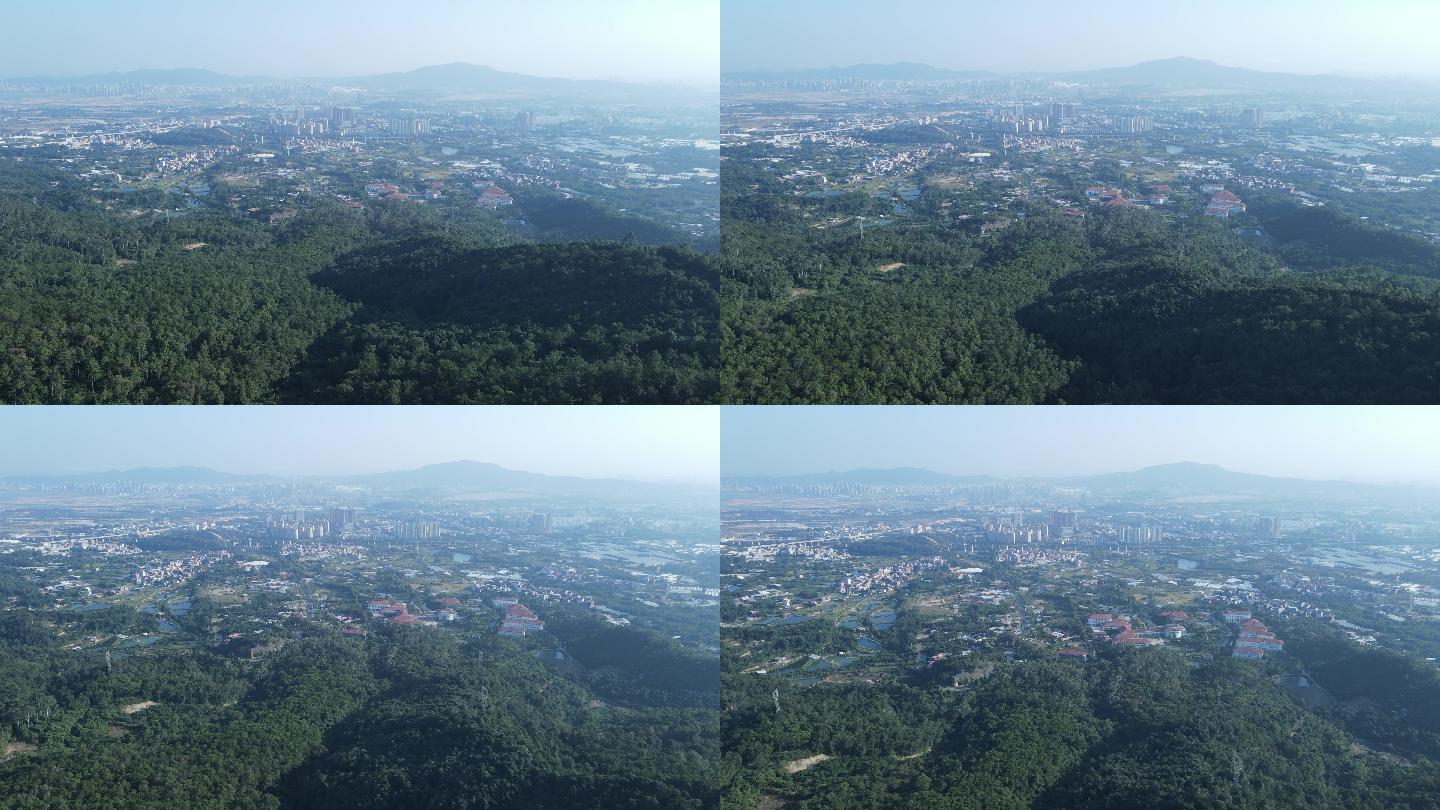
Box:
114, 258, 137, 266
788, 287, 815, 300
182, 242, 207, 251
783, 754, 832, 774
875, 262, 905, 272
122, 700, 159, 715
3, 741, 37, 759
952, 661, 998, 687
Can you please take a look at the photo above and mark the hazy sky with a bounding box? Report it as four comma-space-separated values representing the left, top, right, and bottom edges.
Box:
723, 406, 1440, 486
723, 0, 1440, 79
0, 407, 719, 483
0, 0, 718, 85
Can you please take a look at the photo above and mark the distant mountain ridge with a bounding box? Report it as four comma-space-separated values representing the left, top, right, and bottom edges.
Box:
5, 67, 274, 86
340, 460, 634, 493
726, 467, 998, 487
1056, 461, 1355, 496
725, 57, 1433, 92
1056, 57, 1413, 92
4, 63, 706, 97
8, 465, 277, 485
725, 461, 1435, 500
335, 62, 639, 94
1059, 56, 1295, 85
2, 460, 709, 495
726, 62, 993, 82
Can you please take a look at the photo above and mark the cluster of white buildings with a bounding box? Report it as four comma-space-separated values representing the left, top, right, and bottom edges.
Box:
859, 143, 954, 180
995, 546, 1084, 567
151, 144, 238, 178
34, 538, 140, 556
836, 556, 944, 595
132, 550, 230, 587
277, 541, 366, 560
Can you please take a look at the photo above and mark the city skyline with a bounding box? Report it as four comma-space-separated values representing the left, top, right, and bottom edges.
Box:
0, 406, 719, 484
722, 0, 1440, 80
0, 0, 719, 85
722, 406, 1440, 486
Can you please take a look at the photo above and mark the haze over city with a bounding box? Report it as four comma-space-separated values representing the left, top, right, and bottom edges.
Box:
1, 0, 720, 85
0, 406, 720, 483
722, 0, 1440, 79
721, 406, 1440, 485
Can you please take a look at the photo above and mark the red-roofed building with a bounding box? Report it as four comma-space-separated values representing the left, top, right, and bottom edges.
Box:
1206, 188, 1247, 218
476, 184, 513, 208
1084, 186, 1133, 206
1115, 630, 1162, 647
367, 599, 407, 618
1230, 614, 1284, 655
497, 602, 544, 637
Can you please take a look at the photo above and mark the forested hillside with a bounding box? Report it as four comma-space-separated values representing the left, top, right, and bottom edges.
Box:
721, 157, 1440, 404
284, 238, 718, 404
0, 162, 718, 404
1253, 204, 1440, 278
720, 642, 1440, 809
0, 611, 717, 809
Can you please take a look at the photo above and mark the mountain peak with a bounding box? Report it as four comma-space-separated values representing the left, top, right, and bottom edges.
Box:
408, 62, 498, 74
1135, 56, 1219, 67
1135, 461, 1227, 472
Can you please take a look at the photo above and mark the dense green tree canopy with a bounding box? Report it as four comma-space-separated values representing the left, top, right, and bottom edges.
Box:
721, 648, 1440, 810
0, 162, 717, 404
721, 154, 1440, 404
0, 618, 716, 809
